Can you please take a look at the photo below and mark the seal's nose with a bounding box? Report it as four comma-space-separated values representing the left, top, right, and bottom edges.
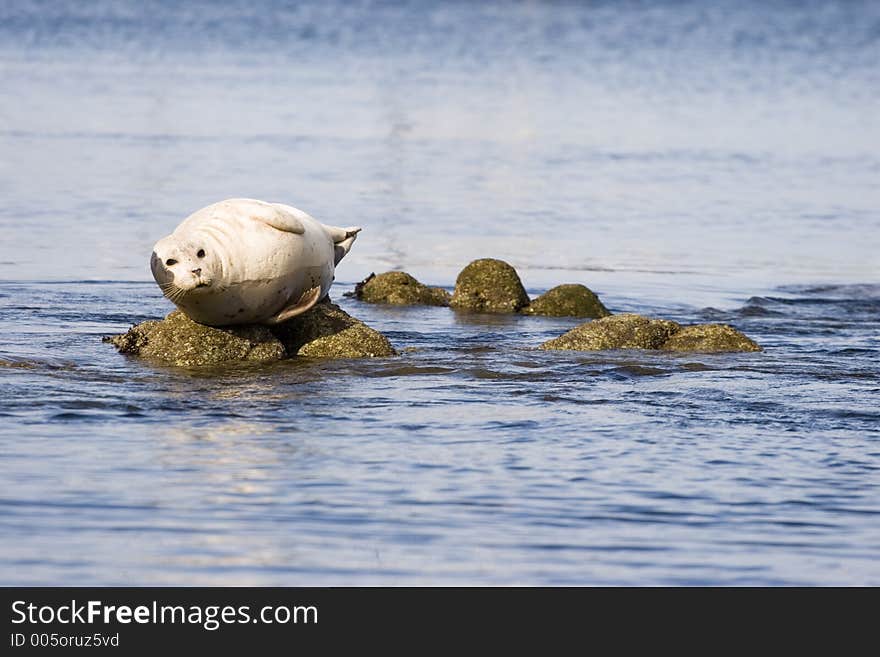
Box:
191, 268, 202, 276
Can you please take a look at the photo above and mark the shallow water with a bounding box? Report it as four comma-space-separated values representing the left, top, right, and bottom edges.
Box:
1, 1, 879, 585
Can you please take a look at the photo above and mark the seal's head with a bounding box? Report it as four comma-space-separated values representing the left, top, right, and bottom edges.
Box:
151, 234, 216, 303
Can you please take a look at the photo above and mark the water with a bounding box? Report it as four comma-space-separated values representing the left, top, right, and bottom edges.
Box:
1, 0, 878, 585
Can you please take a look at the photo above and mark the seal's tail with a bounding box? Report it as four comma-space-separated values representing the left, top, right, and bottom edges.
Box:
325, 225, 361, 265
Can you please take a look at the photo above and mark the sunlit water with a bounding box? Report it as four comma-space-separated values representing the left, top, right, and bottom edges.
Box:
1, 0, 878, 585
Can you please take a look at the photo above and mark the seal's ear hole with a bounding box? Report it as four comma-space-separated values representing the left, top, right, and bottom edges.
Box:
197, 249, 206, 258
165, 258, 178, 266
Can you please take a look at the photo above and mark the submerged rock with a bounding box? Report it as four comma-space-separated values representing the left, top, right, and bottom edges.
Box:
106, 301, 396, 366
450, 258, 530, 314
540, 313, 681, 351
662, 323, 762, 353
352, 271, 451, 306
524, 284, 611, 318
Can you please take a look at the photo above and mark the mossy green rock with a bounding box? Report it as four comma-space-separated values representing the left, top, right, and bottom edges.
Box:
662, 323, 762, 353
107, 302, 396, 366
354, 271, 451, 306
450, 258, 530, 314
524, 284, 611, 318
540, 313, 681, 351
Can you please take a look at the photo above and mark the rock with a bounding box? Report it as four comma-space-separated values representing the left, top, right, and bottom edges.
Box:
352, 271, 451, 306
272, 301, 397, 358
524, 284, 611, 318
539, 313, 681, 351
106, 301, 396, 366
450, 258, 530, 314
662, 323, 762, 353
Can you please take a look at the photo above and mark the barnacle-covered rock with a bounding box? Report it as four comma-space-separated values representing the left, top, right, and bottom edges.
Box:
272, 301, 397, 358
540, 314, 761, 353
539, 313, 681, 351
524, 284, 611, 318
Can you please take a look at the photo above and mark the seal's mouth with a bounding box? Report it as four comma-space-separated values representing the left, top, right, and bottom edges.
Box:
195, 282, 210, 289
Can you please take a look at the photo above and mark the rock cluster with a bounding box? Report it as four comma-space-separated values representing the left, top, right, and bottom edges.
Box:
355, 258, 610, 318
108, 259, 761, 366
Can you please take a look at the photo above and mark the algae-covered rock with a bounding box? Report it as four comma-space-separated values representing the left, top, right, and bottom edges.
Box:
272, 301, 397, 358
106, 301, 396, 365
662, 323, 762, 353
106, 311, 285, 366
353, 271, 451, 307
524, 284, 611, 318
539, 313, 681, 351
450, 258, 530, 314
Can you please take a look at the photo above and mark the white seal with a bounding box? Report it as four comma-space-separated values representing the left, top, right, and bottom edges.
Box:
150, 198, 360, 326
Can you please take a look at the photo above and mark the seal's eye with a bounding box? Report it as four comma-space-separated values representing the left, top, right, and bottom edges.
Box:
197, 249, 206, 258
165, 258, 177, 266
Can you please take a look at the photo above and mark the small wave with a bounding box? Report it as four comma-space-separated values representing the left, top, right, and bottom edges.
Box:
49, 412, 104, 421
608, 365, 669, 377
738, 305, 784, 317
777, 283, 880, 298
0, 357, 77, 371
367, 366, 456, 377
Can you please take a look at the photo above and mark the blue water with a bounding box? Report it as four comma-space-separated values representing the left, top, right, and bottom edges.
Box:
1, 0, 878, 585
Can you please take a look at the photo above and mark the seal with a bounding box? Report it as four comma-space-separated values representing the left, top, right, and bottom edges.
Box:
150, 198, 360, 326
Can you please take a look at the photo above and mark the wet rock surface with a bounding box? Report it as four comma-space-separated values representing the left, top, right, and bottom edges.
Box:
106, 301, 396, 366
352, 271, 451, 306
524, 283, 611, 318
540, 313, 761, 353
450, 258, 531, 313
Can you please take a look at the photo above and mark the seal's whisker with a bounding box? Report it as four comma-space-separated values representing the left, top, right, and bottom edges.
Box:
160, 283, 187, 304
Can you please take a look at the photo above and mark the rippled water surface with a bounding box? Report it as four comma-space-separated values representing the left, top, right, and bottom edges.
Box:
1, 0, 879, 585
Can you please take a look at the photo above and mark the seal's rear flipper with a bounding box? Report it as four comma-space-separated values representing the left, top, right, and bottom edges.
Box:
264, 285, 322, 325
325, 225, 361, 265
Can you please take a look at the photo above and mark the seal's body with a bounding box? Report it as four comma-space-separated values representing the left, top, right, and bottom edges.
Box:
150, 198, 359, 326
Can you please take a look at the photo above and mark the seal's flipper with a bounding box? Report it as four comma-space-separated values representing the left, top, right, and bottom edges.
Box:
324, 225, 361, 265
264, 285, 322, 325
257, 206, 306, 234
